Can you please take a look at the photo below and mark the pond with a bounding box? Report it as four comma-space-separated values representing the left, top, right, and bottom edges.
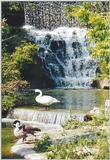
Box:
2, 89, 109, 159
44, 89, 109, 111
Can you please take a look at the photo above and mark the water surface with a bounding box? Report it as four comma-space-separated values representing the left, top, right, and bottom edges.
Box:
44, 89, 109, 111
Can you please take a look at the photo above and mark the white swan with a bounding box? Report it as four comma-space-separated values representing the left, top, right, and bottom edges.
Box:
35, 89, 60, 106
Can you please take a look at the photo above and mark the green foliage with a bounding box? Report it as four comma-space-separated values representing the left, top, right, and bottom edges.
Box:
2, 2, 22, 14
2, 126, 22, 159
7, 2, 21, 11
34, 134, 52, 152
47, 140, 92, 159
2, 55, 20, 84
2, 24, 27, 53
2, 31, 38, 112
13, 42, 38, 70
2, 95, 16, 111
2, 20, 21, 40
2, 2, 24, 26
66, 2, 109, 78
2, 40, 38, 83
47, 131, 109, 159
2, 27, 27, 112
1, 2, 39, 113
91, 114, 108, 126
63, 114, 108, 130
2, 19, 11, 39
94, 130, 109, 159
2, 92, 36, 112
2, 53, 28, 95
15, 92, 36, 106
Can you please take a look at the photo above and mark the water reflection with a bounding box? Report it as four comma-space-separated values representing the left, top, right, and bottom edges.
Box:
45, 89, 109, 111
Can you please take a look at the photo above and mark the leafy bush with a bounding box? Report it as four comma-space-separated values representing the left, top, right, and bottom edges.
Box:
15, 92, 36, 106
2, 19, 29, 54
34, 134, 52, 152
2, 92, 36, 115
13, 42, 38, 70
2, 2, 24, 27
91, 114, 109, 126
2, 95, 16, 111
63, 114, 108, 129
47, 139, 93, 159
2, 20, 22, 40
47, 131, 109, 159
1, 4, 39, 113
2, 37, 38, 112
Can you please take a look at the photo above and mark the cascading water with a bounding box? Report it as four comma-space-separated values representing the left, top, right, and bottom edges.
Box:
24, 2, 77, 30
7, 109, 84, 125
24, 25, 97, 88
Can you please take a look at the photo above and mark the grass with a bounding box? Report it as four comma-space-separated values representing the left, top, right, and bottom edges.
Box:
62, 114, 109, 130
2, 125, 22, 159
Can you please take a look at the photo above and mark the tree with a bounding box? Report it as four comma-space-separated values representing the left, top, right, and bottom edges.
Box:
66, 2, 109, 78
2, 2, 24, 26
2, 2, 39, 113
13, 42, 38, 71
2, 42, 38, 111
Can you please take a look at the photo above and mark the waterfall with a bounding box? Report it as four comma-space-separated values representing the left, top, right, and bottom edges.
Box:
8, 109, 84, 125
23, 25, 97, 88
8, 109, 70, 124
23, 2, 77, 30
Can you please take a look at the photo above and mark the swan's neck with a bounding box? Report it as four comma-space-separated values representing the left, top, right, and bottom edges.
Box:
37, 90, 42, 97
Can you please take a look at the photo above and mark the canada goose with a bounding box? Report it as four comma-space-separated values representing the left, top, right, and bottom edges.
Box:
13, 120, 41, 142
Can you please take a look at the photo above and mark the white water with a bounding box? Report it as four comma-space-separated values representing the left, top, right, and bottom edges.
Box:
23, 25, 96, 88
7, 109, 84, 125
8, 109, 70, 124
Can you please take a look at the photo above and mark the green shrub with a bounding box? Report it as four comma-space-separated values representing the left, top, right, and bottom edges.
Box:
94, 130, 109, 159
2, 38, 39, 113
47, 131, 109, 159
63, 114, 108, 130
47, 139, 91, 159
2, 92, 36, 116
2, 95, 15, 111
92, 114, 109, 126
34, 134, 52, 153
15, 92, 36, 106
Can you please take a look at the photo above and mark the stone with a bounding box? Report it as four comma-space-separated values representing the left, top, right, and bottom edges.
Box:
89, 107, 101, 115
11, 138, 47, 160
99, 79, 109, 89
52, 132, 97, 145
105, 99, 110, 113
105, 99, 110, 107
11, 129, 63, 159
25, 153, 46, 160
11, 127, 98, 159
91, 80, 99, 88
91, 79, 109, 89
